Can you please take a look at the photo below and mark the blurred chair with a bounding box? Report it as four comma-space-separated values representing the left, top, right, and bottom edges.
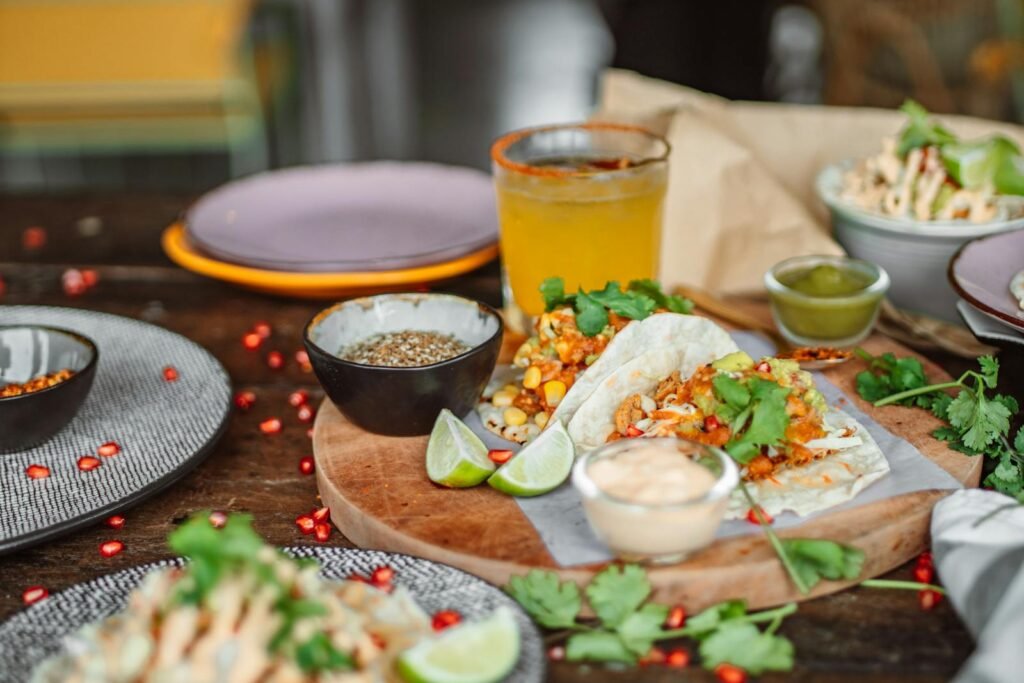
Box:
0, 0, 266, 189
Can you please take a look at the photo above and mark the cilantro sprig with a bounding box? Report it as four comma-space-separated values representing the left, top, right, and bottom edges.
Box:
856, 351, 1024, 502
506, 566, 796, 673
712, 374, 792, 463
540, 277, 693, 336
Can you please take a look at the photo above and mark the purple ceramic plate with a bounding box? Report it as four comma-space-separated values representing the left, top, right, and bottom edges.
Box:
949, 228, 1024, 334
185, 162, 498, 273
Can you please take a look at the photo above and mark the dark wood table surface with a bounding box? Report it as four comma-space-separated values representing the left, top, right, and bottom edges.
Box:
0, 193, 985, 682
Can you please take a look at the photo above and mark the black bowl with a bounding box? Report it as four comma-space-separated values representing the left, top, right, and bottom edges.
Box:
0, 325, 98, 452
304, 293, 503, 436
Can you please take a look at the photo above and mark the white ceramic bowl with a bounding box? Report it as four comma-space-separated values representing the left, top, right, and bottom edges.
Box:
816, 162, 1024, 322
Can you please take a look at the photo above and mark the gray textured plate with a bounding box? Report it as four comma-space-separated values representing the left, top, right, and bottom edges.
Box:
185, 162, 498, 273
0, 547, 544, 683
0, 306, 231, 554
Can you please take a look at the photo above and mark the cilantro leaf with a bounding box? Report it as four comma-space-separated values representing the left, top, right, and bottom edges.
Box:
994, 393, 1019, 416
984, 453, 1024, 499
505, 570, 582, 629
931, 392, 954, 421
781, 539, 864, 591
948, 391, 1011, 452
699, 621, 795, 674
586, 564, 651, 628
295, 633, 354, 673
586, 281, 657, 321
684, 600, 748, 639
979, 356, 1000, 388
627, 278, 694, 314
565, 631, 635, 664
1014, 426, 1024, 454
574, 291, 610, 337
713, 375, 751, 412
540, 277, 572, 311
616, 603, 670, 656
898, 100, 957, 156
726, 378, 791, 464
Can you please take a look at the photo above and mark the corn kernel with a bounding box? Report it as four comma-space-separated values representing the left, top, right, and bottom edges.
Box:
554, 341, 570, 362
492, 390, 515, 407
534, 411, 550, 429
543, 380, 567, 407
523, 366, 542, 389
504, 407, 528, 426
503, 384, 520, 394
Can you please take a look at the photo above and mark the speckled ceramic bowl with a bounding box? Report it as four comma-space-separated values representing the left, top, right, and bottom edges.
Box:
817, 162, 1024, 322
304, 293, 503, 436
0, 326, 98, 452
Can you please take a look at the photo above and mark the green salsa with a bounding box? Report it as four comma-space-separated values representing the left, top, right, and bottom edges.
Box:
769, 263, 883, 344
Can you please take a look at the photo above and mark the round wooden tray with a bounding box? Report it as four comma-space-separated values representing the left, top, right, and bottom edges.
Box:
314, 334, 980, 611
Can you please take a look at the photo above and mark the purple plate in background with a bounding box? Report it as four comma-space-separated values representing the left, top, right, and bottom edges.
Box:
185, 162, 498, 273
949, 228, 1024, 334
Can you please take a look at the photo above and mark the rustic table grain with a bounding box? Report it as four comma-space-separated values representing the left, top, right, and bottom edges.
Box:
0, 193, 986, 682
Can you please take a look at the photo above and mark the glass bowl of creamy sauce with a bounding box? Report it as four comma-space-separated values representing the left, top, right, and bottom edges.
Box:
572, 438, 738, 564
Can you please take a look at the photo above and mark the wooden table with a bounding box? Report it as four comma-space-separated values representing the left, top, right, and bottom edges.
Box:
0, 193, 984, 682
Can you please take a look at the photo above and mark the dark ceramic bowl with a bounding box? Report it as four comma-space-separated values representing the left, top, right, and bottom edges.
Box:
304, 293, 503, 436
0, 326, 98, 452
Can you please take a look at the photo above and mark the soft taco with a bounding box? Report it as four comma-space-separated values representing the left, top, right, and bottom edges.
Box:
478, 278, 705, 443
567, 348, 890, 518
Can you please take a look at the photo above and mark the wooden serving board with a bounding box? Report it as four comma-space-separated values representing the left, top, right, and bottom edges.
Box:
314, 330, 980, 611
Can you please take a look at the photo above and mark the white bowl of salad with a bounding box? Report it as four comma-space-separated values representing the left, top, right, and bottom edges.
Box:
816, 101, 1024, 322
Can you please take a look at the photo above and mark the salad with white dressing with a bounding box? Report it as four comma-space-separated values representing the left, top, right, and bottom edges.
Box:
839, 101, 1024, 223
31, 514, 520, 683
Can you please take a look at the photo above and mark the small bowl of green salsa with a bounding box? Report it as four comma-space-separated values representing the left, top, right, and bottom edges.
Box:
765, 255, 889, 347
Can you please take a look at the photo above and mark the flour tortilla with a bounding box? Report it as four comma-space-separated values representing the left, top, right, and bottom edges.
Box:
566, 320, 739, 452
725, 409, 891, 519
478, 314, 733, 444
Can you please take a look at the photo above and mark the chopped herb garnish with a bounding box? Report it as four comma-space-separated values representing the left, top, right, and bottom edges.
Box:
538, 277, 692, 336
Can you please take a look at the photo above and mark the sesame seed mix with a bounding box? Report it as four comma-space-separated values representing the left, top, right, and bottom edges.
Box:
340, 330, 471, 367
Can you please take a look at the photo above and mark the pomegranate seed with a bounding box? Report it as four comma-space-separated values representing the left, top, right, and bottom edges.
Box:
99, 540, 124, 558
162, 366, 179, 382
299, 456, 315, 475
295, 349, 311, 371
297, 405, 315, 423
917, 551, 934, 568
431, 610, 462, 631
913, 564, 935, 584
25, 464, 50, 479
547, 645, 565, 661
919, 589, 943, 611
626, 424, 643, 437
266, 351, 284, 370
208, 511, 228, 528
97, 441, 121, 457
488, 449, 514, 464
756, 361, 771, 373
234, 390, 256, 411
639, 646, 666, 666
664, 605, 686, 629
306, 427, 315, 439
745, 506, 774, 525
715, 663, 748, 683
704, 415, 721, 431
105, 515, 126, 529
313, 523, 331, 543
253, 321, 272, 339
259, 418, 282, 434
242, 332, 262, 351
371, 566, 395, 585
77, 456, 101, 472
22, 226, 47, 250
0, 274, 6, 298
62, 269, 87, 296
288, 390, 309, 407
295, 514, 316, 534
666, 648, 690, 668
81, 269, 99, 288
312, 506, 330, 523
22, 586, 48, 606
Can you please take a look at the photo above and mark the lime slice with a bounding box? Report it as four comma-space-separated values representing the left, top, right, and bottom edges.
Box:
426, 409, 494, 488
942, 137, 1018, 189
397, 606, 520, 683
487, 419, 574, 497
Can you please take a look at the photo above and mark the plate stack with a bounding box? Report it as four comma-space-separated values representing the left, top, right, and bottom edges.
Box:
950, 228, 1024, 348
162, 162, 500, 298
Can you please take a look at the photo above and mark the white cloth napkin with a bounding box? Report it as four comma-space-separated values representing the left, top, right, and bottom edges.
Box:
932, 489, 1024, 683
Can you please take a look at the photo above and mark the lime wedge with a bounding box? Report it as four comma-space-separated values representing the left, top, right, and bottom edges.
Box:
426, 409, 494, 488
942, 136, 1019, 189
397, 606, 520, 683
487, 419, 574, 497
